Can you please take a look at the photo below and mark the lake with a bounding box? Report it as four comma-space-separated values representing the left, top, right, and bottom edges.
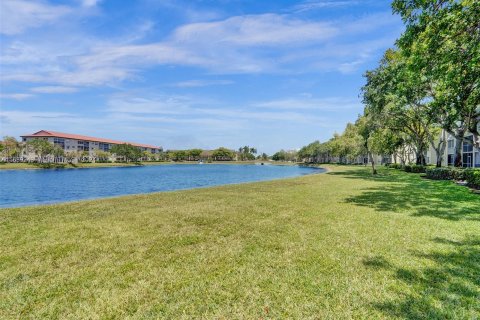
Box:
0, 164, 324, 208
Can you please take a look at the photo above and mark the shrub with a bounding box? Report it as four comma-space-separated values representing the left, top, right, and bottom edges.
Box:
409, 165, 426, 173
388, 163, 403, 170
425, 167, 472, 181
464, 169, 480, 189
425, 167, 454, 180
451, 168, 467, 180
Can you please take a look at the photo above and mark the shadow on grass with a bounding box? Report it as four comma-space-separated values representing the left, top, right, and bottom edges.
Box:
364, 236, 480, 319
330, 169, 480, 221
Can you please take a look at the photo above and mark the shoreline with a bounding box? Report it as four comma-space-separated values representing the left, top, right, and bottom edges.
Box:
0, 160, 301, 171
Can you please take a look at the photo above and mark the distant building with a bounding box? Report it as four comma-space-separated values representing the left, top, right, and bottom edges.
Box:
21, 130, 162, 161
426, 131, 480, 168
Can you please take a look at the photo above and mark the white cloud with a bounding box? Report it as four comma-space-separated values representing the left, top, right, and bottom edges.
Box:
0, 10, 401, 86
104, 93, 342, 126
0, 93, 35, 100
293, 1, 359, 12
0, 0, 71, 35
255, 97, 361, 110
81, 0, 101, 8
107, 95, 193, 115
173, 79, 234, 87
30, 86, 78, 93
172, 14, 337, 46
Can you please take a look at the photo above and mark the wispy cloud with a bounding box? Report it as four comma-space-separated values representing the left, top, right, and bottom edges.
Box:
81, 0, 102, 8
255, 97, 361, 110
0, 93, 35, 100
0, 0, 71, 35
30, 86, 78, 94
105, 93, 346, 125
173, 79, 234, 87
171, 14, 337, 46
293, 1, 359, 12
1, 10, 400, 87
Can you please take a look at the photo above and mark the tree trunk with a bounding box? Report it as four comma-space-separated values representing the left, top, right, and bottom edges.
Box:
369, 152, 377, 174
454, 134, 464, 167
435, 130, 447, 167
414, 139, 427, 166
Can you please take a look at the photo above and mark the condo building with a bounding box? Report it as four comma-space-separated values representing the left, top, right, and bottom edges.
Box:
426, 131, 480, 168
21, 130, 162, 161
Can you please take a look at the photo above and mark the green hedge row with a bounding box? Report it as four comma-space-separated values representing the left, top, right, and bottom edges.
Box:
386, 163, 427, 173
425, 167, 466, 180
425, 167, 480, 188
464, 169, 480, 189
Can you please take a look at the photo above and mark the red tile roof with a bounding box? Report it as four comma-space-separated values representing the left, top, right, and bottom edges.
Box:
21, 130, 161, 149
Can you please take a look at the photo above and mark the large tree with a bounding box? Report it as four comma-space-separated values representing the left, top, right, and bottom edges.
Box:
392, 0, 480, 166
110, 144, 142, 163
363, 49, 434, 165
26, 139, 53, 163
212, 147, 235, 161
1, 136, 21, 161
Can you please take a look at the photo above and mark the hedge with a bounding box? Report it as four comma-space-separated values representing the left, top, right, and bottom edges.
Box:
404, 165, 427, 173
425, 167, 465, 180
465, 169, 480, 189
387, 163, 403, 170
387, 163, 428, 173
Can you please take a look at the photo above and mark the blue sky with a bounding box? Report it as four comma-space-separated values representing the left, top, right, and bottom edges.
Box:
0, 0, 404, 153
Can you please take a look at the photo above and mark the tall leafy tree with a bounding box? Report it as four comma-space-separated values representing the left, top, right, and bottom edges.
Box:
110, 144, 142, 163
1, 136, 21, 161
26, 139, 53, 163
393, 0, 480, 166
363, 49, 432, 165
212, 147, 235, 161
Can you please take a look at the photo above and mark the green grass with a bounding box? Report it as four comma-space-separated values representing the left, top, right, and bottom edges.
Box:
0, 166, 479, 319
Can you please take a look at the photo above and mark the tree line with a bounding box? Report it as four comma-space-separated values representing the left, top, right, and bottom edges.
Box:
1, 138, 269, 163
296, 0, 479, 173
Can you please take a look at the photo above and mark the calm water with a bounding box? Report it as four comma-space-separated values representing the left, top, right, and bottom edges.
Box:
0, 164, 323, 208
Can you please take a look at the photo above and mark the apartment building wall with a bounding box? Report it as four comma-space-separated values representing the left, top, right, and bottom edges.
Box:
426, 131, 480, 168
21, 136, 160, 162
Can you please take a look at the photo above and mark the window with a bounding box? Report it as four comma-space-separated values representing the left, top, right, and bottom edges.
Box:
99, 143, 110, 151
447, 139, 454, 148
463, 153, 473, 168
475, 151, 480, 168
53, 137, 65, 149
447, 154, 454, 166
77, 140, 89, 151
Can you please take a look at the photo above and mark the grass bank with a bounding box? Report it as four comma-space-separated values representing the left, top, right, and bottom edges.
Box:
0, 162, 149, 170
0, 160, 274, 170
0, 166, 479, 318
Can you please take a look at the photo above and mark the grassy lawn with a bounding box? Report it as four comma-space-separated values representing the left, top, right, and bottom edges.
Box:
0, 166, 479, 319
